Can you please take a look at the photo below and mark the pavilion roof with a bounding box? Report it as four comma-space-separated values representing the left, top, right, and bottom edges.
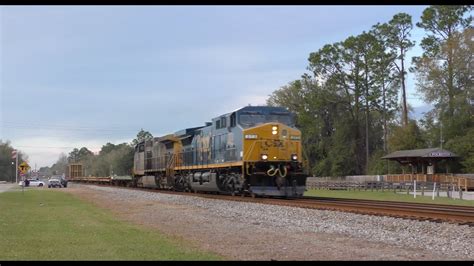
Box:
381, 148, 458, 160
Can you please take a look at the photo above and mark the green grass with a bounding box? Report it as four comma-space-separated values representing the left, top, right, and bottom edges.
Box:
305, 189, 474, 207
0, 189, 222, 260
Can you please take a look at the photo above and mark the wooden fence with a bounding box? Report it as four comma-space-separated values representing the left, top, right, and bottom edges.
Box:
307, 174, 473, 191
306, 180, 467, 199
384, 174, 470, 191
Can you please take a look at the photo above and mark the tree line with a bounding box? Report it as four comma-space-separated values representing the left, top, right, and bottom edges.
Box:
0, 140, 28, 182
267, 5, 473, 176
0, 129, 153, 181
44, 129, 153, 177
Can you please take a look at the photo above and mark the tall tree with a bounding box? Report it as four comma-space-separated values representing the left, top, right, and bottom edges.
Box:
131, 129, 154, 146
0, 140, 28, 182
358, 31, 382, 173
413, 5, 472, 120
370, 24, 400, 153
68, 147, 93, 163
377, 13, 415, 127
411, 5, 473, 171
50, 153, 68, 175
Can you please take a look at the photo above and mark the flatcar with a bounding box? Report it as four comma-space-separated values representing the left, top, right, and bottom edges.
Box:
132, 106, 307, 197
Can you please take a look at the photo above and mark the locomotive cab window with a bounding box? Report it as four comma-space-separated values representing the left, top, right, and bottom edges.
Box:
239, 110, 295, 128
220, 117, 226, 128
216, 117, 227, 129
230, 112, 236, 127
138, 144, 145, 152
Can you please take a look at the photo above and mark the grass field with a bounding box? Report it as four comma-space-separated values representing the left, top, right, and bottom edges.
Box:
304, 189, 474, 207
0, 189, 221, 260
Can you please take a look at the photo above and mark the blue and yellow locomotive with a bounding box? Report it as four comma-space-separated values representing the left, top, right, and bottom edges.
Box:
133, 106, 307, 197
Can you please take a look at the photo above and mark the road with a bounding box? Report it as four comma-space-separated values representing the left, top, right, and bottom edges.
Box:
0, 183, 16, 193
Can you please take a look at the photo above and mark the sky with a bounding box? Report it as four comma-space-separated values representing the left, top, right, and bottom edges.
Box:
0, 5, 432, 168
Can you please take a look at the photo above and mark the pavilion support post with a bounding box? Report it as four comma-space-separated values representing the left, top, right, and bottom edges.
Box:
414, 180, 417, 199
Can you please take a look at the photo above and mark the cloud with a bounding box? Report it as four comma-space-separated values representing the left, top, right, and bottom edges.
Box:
1, 6, 433, 170
156, 44, 270, 73
11, 136, 134, 168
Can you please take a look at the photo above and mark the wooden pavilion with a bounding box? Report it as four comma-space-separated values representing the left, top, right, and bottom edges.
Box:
381, 148, 458, 175
381, 148, 470, 189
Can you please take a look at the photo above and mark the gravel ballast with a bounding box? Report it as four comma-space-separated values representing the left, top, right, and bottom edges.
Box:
65, 183, 474, 260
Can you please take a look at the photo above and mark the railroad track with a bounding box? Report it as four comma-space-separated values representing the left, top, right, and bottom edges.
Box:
293, 197, 474, 225
72, 182, 474, 226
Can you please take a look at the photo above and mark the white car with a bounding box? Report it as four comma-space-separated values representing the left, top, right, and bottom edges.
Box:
18, 179, 45, 187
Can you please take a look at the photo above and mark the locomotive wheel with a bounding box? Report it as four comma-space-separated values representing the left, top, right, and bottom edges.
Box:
251, 192, 256, 198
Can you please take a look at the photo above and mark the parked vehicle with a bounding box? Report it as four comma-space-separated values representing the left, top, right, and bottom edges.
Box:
60, 177, 68, 188
18, 179, 45, 187
50, 175, 68, 188
48, 178, 62, 188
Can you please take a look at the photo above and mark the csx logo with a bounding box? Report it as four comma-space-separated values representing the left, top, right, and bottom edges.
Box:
263, 140, 284, 148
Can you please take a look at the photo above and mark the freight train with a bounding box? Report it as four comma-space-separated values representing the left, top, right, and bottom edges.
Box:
132, 106, 307, 197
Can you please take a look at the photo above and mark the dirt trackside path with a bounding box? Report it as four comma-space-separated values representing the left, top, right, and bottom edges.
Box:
63, 184, 465, 261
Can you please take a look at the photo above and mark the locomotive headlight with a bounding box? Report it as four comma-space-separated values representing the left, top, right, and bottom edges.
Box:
261, 154, 268, 160
272, 126, 278, 135
291, 154, 298, 161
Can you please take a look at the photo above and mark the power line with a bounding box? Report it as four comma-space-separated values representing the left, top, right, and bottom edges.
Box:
0, 120, 138, 128
0, 123, 140, 132
15, 145, 104, 149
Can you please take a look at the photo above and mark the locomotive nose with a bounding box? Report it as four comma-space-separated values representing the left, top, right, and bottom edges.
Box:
242, 122, 301, 162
